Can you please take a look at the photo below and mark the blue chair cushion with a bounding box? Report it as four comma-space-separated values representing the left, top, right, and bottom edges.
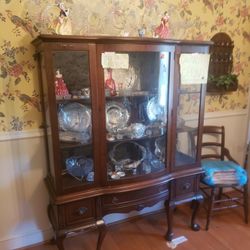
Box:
201, 160, 248, 186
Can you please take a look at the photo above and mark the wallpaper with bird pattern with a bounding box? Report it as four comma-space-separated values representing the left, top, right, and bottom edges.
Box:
0, 0, 250, 132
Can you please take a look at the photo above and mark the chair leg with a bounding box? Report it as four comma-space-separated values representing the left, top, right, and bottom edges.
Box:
218, 187, 223, 199
243, 183, 248, 224
206, 187, 215, 231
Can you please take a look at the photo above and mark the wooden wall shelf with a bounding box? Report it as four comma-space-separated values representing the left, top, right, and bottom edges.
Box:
207, 32, 238, 93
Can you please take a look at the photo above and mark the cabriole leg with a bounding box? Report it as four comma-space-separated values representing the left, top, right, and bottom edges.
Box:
165, 200, 175, 241
96, 220, 107, 250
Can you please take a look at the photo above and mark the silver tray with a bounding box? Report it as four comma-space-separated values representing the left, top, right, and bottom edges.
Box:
109, 141, 146, 170
58, 102, 91, 133
146, 96, 166, 123
106, 101, 130, 132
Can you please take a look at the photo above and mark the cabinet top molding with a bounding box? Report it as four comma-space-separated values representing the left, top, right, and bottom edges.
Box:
32, 34, 213, 46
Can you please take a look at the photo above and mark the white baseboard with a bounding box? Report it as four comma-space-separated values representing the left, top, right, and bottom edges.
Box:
0, 228, 53, 250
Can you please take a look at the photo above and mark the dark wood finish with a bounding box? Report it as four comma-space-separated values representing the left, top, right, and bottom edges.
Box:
165, 199, 174, 241
200, 125, 248, 230
209, 33, 234, 77
191, 197, 202, 231
32, 35, 211, 249
59, 199, 96, 228
96, 221, 107, 250
101, 184, 168, 214
207, 32, 238, 93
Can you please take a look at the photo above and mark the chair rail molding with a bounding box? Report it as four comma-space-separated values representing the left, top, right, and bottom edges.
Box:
0, 129, 44, 142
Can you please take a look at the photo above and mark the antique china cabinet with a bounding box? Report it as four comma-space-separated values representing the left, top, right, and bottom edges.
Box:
32, 35, 211, 249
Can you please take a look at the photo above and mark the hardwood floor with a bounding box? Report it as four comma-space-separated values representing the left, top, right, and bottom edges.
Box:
23, 205, 250, 250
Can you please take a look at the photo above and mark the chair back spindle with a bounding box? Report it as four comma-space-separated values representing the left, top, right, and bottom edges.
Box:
201, 125, 225, 161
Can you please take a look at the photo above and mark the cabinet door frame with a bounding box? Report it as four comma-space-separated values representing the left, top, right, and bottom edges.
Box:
96, 43, 175, 186
42, 42, 101, 194
170, 45, 209, 175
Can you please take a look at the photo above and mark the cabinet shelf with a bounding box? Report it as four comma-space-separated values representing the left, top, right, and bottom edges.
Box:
60, 141, 92, 149
56, 98, 91, 105
62, 173, 93, 189
179, 90, 201, 95
106, 134, 165, 144
105, 91, 157, 100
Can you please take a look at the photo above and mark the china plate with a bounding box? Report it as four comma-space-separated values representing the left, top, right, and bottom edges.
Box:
58, 102, 91, 132
106, 101, 130, 132
146, 96, 166, 123
130, 123, 146, 138
65, 156, 93, 180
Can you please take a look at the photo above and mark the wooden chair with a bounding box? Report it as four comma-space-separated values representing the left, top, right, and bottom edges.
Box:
200, 125, 248, 230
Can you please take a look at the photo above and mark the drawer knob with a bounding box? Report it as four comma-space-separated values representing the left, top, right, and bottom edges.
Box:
182, 183, 191, 190
61, 44, 73, 48
136, 204, 145, 211
112, 197, 119, 204
78, 207, 87, 215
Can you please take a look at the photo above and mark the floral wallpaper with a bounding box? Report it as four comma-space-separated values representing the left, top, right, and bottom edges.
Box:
0, 0, 249, 131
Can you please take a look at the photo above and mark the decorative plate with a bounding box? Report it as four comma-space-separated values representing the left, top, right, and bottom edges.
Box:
65, 156, 93, 181
130, 123, 146, 138
58, 102, 91, 133
106, 101, 130, 132
146, 96, 166, 123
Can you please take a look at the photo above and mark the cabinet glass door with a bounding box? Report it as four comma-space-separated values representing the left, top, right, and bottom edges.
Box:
52, 51, 95, 190
175, 84, 202, 167
102, 51, 170, 181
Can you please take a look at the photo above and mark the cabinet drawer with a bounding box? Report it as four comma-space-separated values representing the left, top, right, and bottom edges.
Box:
59, 198, 96, 228
174, 176, 197, 198
102, 184, 168, 213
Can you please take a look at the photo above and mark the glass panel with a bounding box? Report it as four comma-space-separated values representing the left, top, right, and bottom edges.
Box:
52, 51, 95, 189
103, 51, 169, 181
175, 84, 201, 167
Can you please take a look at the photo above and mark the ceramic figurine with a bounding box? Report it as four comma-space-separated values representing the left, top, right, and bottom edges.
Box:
105, 68, 117, 96
154, 11, 170, 39
120, 30, 130, 37
54, 69, 70, 97
138, 24, 146, 37
55, 2, 72, 35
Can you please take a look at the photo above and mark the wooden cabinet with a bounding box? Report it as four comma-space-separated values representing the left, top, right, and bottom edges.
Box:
33, 35, 211, 249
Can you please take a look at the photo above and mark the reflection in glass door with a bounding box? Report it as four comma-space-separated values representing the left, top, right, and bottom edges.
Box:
102, 51, 170, 181
175, 84, 202, 167
52, 51, 95, 190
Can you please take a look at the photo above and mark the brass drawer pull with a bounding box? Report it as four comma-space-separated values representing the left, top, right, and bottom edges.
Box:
61, 44, 74, 48
78, 207, 88, 215
112, 197, 119, 204
182, 183, 191, 190
136, 204, 145, 211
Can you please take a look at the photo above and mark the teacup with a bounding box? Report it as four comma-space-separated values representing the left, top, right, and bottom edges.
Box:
81, 88, 90, 97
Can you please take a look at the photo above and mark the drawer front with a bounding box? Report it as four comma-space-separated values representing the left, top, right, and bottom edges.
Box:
103, 184, 168, 205
102, 184, 169, 214
59, 198, 96, 228
174, 176, 197, 198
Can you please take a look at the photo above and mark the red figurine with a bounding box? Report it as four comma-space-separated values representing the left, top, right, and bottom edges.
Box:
105, 68, 117, 96
154, 11, 170, 39
54, 69, 69, 97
